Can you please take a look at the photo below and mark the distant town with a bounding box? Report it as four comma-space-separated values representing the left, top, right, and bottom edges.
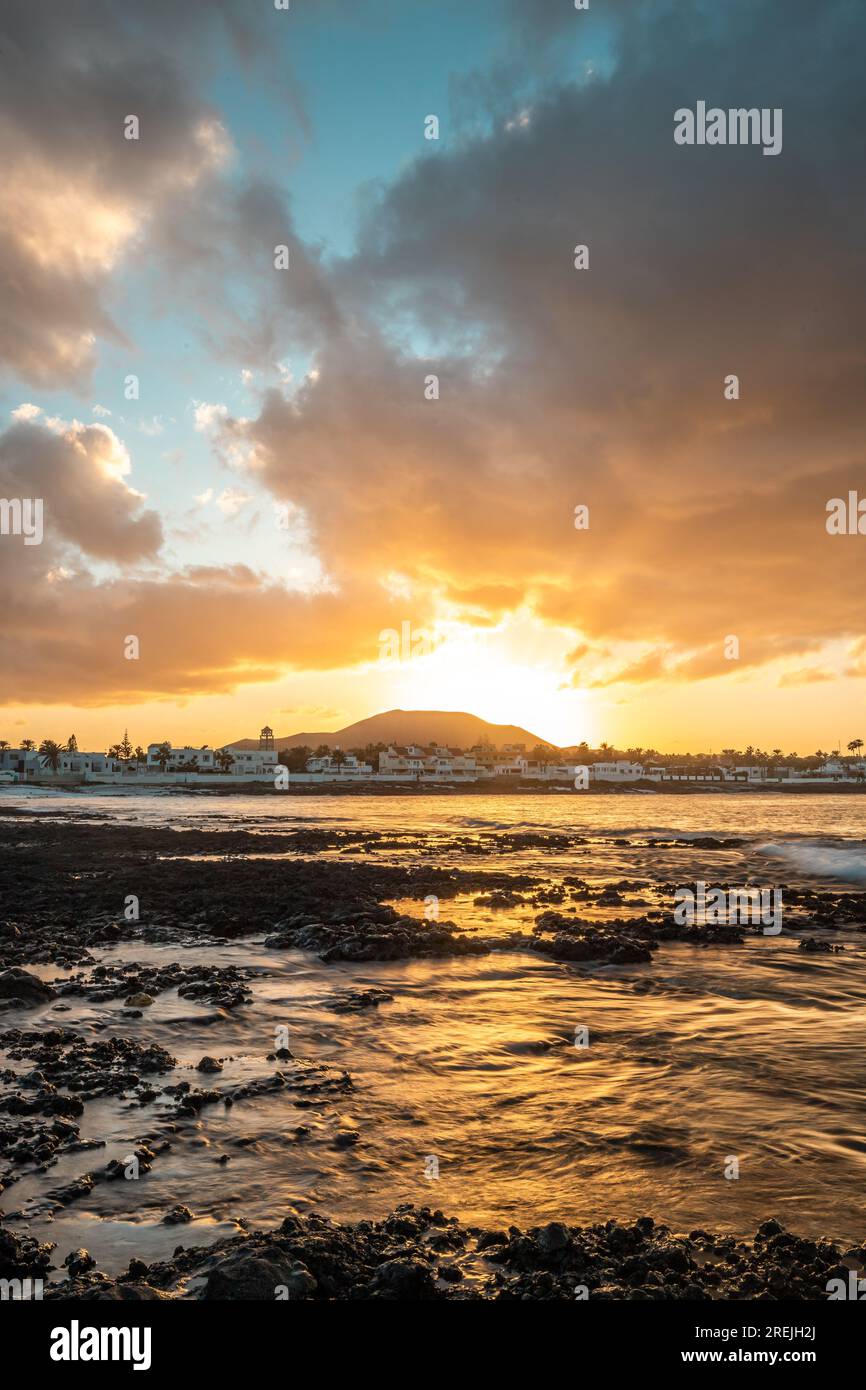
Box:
1, 726, 865, 787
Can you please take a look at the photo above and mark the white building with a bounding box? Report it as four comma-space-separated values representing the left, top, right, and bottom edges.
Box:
589, 760, 646, 782
146, 743, 217, 772
0, 748, 43, 777
221, 747, 281, 775
0, 747, 124, 777
58, 751, 125, 774
378, 745, 477, 779
305, 753, 373, 776
379, 746, 427, 775
493, 756, 587, 780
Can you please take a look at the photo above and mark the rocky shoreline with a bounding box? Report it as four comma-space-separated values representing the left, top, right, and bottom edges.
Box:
5, 1205, 863, 1301
10, 779, 866, 797
1, 816, 864, 1300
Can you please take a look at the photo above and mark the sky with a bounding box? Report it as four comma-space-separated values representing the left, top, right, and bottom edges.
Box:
0, 0, 864, 753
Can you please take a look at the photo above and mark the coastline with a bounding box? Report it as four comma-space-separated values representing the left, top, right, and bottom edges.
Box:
6, 777, 866, 797
1, 813, 864, 1300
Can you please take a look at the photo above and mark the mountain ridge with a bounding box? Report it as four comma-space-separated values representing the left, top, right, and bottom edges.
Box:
227, 708, 558, 751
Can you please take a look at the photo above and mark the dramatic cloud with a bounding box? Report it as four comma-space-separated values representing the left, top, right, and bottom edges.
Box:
0, 0, 274, 386
0, 416, 162, 561
0, 413, 419, 704
2, 0, 864, 714
196, 0, 865, 690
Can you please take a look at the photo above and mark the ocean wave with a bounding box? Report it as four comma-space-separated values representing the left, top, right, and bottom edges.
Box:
758, 841, 866, 882
447, 816, 520, 829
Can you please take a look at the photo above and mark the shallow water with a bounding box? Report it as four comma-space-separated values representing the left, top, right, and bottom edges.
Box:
3, 790, 866, 1272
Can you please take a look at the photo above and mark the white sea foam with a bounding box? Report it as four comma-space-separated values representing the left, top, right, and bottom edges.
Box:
758, 841, 866, 882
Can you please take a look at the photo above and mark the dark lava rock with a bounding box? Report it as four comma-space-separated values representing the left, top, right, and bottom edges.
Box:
62, 1279, 174, 1301
0, 1226, 56, 1279
477, 1230, 509, 1251
0, 968, 56, 1006
196, 1056, 224, 1073
163, 1205, 194, 1225
38, 1205, 855, 1302
538, 1222, 571, 1253
327, 988, 395, 1013
47, 1173, 94, 1207
0, 1029, 176, 1108
204, 1249, 317, 1300
473, 891, 526, 909
532, 913, 654, 964
366, 1257, 439, 1300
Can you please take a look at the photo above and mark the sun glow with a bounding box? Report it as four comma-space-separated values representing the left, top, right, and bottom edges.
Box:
381, 621, 597, 748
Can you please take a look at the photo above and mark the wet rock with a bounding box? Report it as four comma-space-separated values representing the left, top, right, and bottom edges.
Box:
327, 988, 394, 1013
35, 1205, 849, 1302
477, 1230, 509, 1251
0, 1030, 176, 1110
366, 1258, 438, 1300
0, 1226, 56, 1279
538, 1222, 570, 1254
276, 1261, 318, 1299
196, 1056, 223, 1073
163, 1205, 194, 1225
0, 968, 56, 1006
205, 1250, 311, 1300
473, 891, 526, 909
755, 1219, 784, 1240
58, 1279, 173, 1301
63, 1248, 95, 1276
47, 1173, 94, 1207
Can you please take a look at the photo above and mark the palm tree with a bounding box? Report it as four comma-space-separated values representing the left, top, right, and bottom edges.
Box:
133, 746, 146, 762
155, 742, 172, 772
66, 734, 78, 752
282, 745, 311, 772
214, 750, 235, 773
21, 739, 35, 752
39, 739, 63, 773
0, 740, 8, 752
847, 739, 863, 762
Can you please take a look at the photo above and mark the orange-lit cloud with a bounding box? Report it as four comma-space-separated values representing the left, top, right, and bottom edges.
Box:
1, 0, 864, 740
